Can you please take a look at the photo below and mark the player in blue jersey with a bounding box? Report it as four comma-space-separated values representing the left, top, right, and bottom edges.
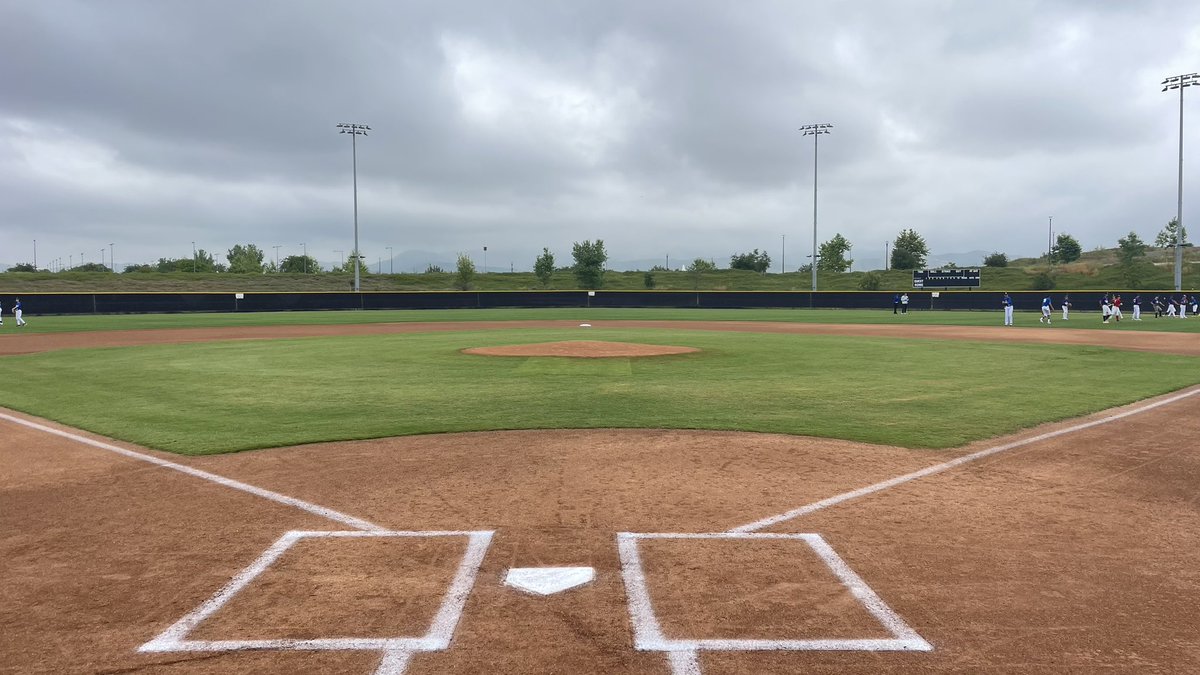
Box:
1002, 292, 1014, 325
13, 298, 25, 327
1039, 295, 1054, 324
1061, 294, 1071, 321
1131, 294, 1142, 320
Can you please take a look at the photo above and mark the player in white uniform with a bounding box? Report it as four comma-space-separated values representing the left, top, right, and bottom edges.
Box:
1061, 294, 1070, 321
1002, 292, 1014, 325
0, 299, 4, 326
14, 298, 25, 327
1132, 295, 1142, 320
1039, 295, 1054, 324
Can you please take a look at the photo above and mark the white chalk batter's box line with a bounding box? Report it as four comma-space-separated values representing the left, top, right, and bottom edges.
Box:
617, 532, 933, 657
139, 529, 494, 658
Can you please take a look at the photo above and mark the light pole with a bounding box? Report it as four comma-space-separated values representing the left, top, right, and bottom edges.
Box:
885, 241, 889, 270
800, 123, 833, 291
1163, 73, 1198, 291
337, 122, 371, 291
1047, 216, 1053, 260
386, 246, 393, 274
273, 245, 281, 272
301, 243, 307, 273
781, 234, 786, 274
192, 241, 197, 273
483, 246, 488, 274
109, 243, 114, 272
100, 248, 105, 269
33, 239, 36, 269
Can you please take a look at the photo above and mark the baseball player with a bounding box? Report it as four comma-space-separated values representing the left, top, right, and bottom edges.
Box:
900, 293, 909, 314
14, 298, 25, 327
1192, 295, 1199, 315
1132, 294, 1142, 320
1039, 295, 1054, 324
1153, 295, 1163, 318
1002, 292, 1014, 326
1181, 294, 1190, 319
0, 298, 4, 326
1061, 294, 1071, 321
1111, 294, 1123, 322
1101, 294, 1111, 323
1167, 296, 1178, 317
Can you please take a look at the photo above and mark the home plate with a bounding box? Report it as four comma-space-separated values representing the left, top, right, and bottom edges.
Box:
579, 323, 592, 327
505, 567, 595, 595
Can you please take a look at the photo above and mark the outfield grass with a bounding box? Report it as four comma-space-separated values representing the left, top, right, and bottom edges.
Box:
0, 328, 1196, 455
5, 306, 1200, 335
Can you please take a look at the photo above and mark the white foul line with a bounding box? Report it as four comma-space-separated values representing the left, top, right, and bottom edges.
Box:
0, 411, 385, 532
730, 386, 1200, 533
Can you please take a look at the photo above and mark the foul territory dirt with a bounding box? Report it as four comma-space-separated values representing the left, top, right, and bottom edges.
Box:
2, 320, 1200, 674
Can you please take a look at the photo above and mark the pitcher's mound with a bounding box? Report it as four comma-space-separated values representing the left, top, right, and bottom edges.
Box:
463, 340, 700, 358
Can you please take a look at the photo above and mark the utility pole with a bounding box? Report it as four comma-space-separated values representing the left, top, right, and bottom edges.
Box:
386, 246, 393, 274
33, 239, 37, 268
192, 241, 196, 273
800, 123, 833, 291
1162, 73, 1198, 291
781, 234, 785, 274
1047, 216, 1053, 260
337, 122, 371, 291
109, 243, 114, 272
301, 243, 307, 273
273, 245, 281, 271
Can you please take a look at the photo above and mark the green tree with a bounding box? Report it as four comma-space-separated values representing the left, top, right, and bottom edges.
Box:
71, 262, 112, 273
1050, 233, 1081, 263
1117, 231, 1147, 264
858, 271, 882, 290
643, 271, 656, 288
7, 263, 37, 272
332, 252, 369, 276
423, 264, 445, 274
227, 244, 265, 274
729, 249, 771, 273
983, 252, 1008, 267
122, 263, 154, 273
1031, 270, 1056, 290
817, 233, 852, 272
280, 255, 320, 273
1116, 231, 1152, 288
890, 229, 928, 270
571, 239, 608, 289
534, 248, 555, 288
1155, 218, 1189, 248
686, 258, 718, 272
454, 253, 476, 290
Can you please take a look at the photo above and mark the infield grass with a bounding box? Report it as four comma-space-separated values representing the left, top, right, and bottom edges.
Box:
0, 328, 1196, 455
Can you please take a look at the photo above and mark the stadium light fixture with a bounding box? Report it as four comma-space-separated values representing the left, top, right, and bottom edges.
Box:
1162, 73, 1199, 291
800, 123, 833, 291
337, 122, 371, 292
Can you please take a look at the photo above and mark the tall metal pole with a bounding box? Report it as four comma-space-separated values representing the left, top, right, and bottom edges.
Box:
800, 123, 832, 292
781, 234, 785, 274
387, 246, 393, 275
302, 243, 307, 273
338, 123, 371, 292
33, 240, 36, 268
109, 243, 114, 272
1048, 216, 1053, 260
812, 131, 819, 291
192, 242, 196, 273
1163, 74, 1198, 291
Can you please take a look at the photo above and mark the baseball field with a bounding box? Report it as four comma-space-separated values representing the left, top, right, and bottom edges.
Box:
2, 307, 1200, 674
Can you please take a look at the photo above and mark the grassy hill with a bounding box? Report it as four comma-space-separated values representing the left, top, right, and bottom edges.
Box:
2, 246, 1197, 293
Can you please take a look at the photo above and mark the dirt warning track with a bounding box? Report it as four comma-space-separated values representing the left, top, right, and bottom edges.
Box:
2, 319, 1198, 356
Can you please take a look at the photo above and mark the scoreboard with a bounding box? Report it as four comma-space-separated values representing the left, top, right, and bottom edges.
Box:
912, 268, 981, 288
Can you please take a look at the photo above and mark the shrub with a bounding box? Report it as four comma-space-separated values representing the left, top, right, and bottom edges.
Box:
858, 271, 882, 290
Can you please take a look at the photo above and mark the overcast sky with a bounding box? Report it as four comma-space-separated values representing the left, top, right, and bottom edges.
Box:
2, 0, 1199, 273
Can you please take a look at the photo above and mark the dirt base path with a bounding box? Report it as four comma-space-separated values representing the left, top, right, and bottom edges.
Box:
2, 319, 1198, 356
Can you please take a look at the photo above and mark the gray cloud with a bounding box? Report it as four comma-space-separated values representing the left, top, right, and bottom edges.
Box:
2, 0, 1198, 273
